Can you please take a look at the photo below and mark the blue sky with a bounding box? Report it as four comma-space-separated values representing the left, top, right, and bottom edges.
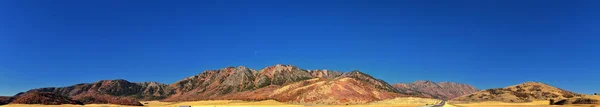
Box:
1, 0, 599, 96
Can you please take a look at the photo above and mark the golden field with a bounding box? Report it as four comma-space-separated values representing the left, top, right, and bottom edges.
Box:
0, 97, 440, 107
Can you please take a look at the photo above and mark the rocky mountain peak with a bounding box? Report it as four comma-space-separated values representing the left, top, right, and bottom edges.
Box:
261, 64, 299, 73
413, 80, 434, 84
308, 69, 343, 79
137, 82, 163, 86
412, 80, 438, 87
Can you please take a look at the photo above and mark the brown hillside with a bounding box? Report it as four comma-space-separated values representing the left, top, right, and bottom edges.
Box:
452, 82, 582, 103
0, 96, 12, 105
9, 92, 82, 105
270, 77, 404, 104
392, 80, 478, 100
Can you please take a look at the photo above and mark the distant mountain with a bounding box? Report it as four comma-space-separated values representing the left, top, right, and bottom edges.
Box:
9, 92, 82, 105
452, 82, 583, 103
392, 80, 478, 100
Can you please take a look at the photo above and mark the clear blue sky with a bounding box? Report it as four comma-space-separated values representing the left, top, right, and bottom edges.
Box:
1, 0, 599, 96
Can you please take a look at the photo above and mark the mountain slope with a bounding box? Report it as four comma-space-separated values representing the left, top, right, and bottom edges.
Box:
392, 80, 478, 100
452, 82, 582, 103
0, 96, 11, 105
269, 71, 408, 104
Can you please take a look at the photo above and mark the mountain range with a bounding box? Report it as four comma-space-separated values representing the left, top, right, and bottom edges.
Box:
452, 82, 599, 105
0, 64, 480, 106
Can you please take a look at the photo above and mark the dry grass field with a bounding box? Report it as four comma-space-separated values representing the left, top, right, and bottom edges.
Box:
0, 97, 440, 107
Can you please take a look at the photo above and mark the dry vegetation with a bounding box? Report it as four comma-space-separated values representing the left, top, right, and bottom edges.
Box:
369, 97, 441, 106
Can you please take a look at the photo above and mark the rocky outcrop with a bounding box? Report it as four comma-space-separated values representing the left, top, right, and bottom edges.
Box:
453, 82, 582, 103
9, 92, 82, 105
392, 80, 478, 100
308, 69, 343, 79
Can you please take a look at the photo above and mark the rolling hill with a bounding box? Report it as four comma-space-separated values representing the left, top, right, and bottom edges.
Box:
452, 82, 599, 105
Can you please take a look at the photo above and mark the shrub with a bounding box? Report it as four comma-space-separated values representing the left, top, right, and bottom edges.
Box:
553, 99, 568, 105
572, 98, 599, 104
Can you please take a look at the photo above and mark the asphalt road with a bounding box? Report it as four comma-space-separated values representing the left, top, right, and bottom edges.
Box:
421, 100, 446, 107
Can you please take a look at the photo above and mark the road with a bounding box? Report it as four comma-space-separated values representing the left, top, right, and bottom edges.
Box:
421, 100, 446, 107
